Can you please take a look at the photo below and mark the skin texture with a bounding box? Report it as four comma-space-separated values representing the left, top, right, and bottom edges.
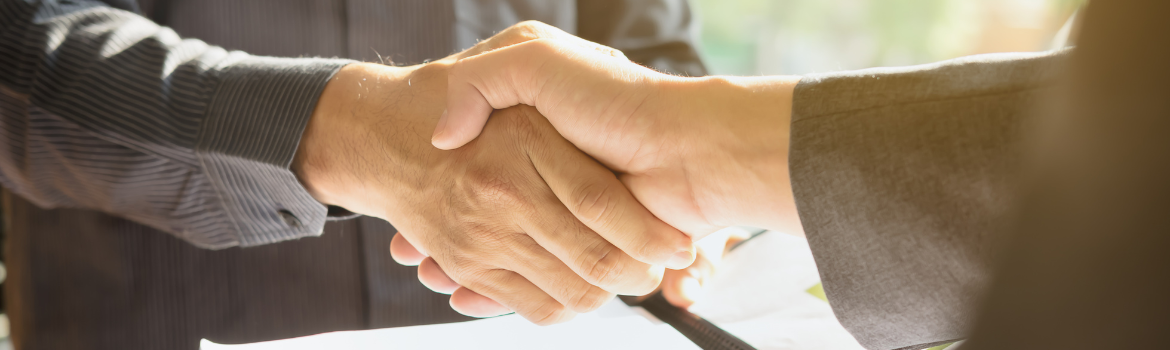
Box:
292, 23, 697, 324
424, 25, 808, 308
433, 36, 805, 239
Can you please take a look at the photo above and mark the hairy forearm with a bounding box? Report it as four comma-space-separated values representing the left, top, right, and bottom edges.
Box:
295, 62, 398, 209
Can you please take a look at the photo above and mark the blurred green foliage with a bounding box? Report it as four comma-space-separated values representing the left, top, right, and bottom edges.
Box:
693, 0, 1087, 75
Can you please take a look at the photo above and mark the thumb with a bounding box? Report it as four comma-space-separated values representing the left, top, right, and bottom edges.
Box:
431, 39, 647, 150
431, 39, 564, 149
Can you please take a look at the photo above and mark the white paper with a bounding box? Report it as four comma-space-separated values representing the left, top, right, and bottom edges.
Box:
201, 298, 699, 350
689, 228, 864, 350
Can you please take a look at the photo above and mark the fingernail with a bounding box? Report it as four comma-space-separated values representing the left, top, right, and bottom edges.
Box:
667, 250, 695, 270
431, 109, 449, 144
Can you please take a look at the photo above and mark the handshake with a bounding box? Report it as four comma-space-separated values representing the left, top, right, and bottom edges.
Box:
293, 21, 803, 324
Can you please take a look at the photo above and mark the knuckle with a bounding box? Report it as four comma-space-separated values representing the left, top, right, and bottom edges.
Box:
530, 302, 568, 326
570, 180, 620, 224
569, 181, 666, 263
440, 253, 481, 284
455, 268, 501, 295
607, 47, 629, 60
579, 242, 627, 288
514, 20, 552, 33
465, 172, 526, 208
512, 38, 562, 59
515, 20, 549, 29
568, 287, 612, 313
630, 235, 661, 263
501, 21, 551, 44
443, 227, 518, 276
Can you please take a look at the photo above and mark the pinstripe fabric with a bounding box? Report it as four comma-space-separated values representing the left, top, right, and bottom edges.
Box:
0, 1, 708, 349
0, 0, 352, 249
162, 0, 348, 58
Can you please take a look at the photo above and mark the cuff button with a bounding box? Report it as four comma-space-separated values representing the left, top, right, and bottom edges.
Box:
278, 209, 302, 228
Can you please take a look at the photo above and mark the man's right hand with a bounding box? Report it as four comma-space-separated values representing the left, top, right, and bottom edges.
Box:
291, 23, 696, 324
432, 31, 806, 240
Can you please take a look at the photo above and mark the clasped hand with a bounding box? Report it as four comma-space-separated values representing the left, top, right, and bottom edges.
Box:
297, 21, 803, 324
294, 22, 699, 324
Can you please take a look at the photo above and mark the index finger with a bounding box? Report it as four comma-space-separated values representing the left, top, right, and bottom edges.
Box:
519, 107, 696, 269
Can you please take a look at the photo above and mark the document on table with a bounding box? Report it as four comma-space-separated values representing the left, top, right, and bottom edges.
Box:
201, 298, 700, 350
686, 228, 864, 350
203, 228, 865, 350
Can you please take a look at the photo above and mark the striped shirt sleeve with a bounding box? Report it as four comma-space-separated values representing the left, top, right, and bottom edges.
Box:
0, 0, 355, 248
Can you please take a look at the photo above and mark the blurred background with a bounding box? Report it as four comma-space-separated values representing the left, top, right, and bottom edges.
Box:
693, 0, 1085, 76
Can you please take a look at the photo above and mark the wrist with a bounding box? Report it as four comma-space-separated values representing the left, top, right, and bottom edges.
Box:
293, 60, 452, 216
293, 62, 414, 208
671, 75, 805, 234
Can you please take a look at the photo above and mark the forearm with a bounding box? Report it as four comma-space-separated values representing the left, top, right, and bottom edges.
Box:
0, 0, 353, 248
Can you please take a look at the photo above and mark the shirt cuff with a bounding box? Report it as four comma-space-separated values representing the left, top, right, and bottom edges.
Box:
196, 55, 356, 247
